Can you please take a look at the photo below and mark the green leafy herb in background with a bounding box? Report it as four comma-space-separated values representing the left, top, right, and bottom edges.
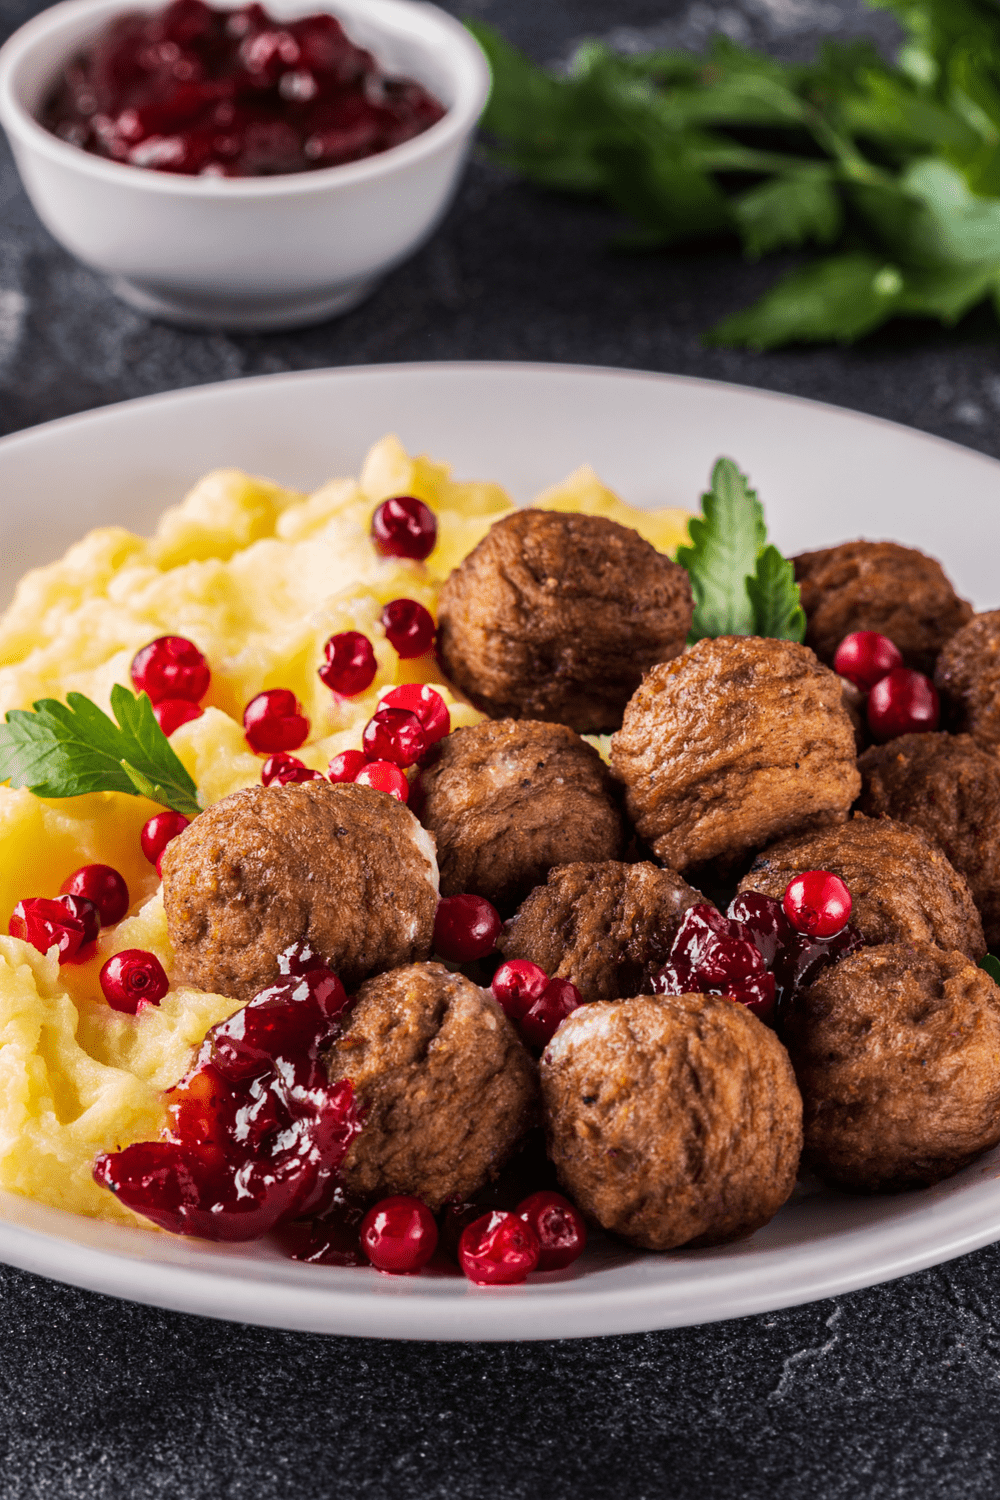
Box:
676, 459, 805, 641
980, 953, 1000, 983
0, 684, 201, 818
468, 1, 1000, 347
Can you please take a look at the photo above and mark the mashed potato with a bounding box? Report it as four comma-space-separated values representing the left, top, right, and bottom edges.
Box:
0, 435, 690, 1227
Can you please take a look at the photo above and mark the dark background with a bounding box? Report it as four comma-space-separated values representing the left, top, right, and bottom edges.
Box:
4, 1, 1000, 1496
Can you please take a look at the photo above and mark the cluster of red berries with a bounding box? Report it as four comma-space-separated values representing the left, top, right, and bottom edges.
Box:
491, 960, 583, 1050
832, 631, 939, 741
131, 635, 211, 737
8, 863, 169, 1013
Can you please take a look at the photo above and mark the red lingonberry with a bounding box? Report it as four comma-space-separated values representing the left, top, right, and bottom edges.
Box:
867, 667, 940, 742
141, 811, 190, 873
458, 1210, 540, 1286
60, 864, 129, 925
379, 684, 450, 744
782, 870, 852, 939
520, 977, 583, 1050
354, 760, 409, 802
328, 749, 368, 784
153, 698, 203, 736
832, 631, 903, 692
380, 599, 435, 659
371, 495, 437, 561
100, 948, 170, 1013
516, 1191, 587, 1272
491, 960, 549, 1022
131, 635, 210, 705
318, 631, 377, 696
433, 895, 502, 963
361, 707, 427, 768
9, 895, 100, 963
260, 753, 324, 786
243, 688, 310, 754
359, 1195, 439, 1274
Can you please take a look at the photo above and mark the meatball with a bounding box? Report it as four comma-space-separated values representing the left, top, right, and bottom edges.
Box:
858, 733, 1000, 948
784, 945, 1000, 1192
793, 540, 972, 674
610, 636, 859, 873
738, 814, 985, 961
934, 610, 1000, 755
416, 718, 623, 913
326, 962, 538, 1211
498, 860, 707, 1003
436, 509, 693, 734
541, 993, 802, 1250
161, 780, 438, 1003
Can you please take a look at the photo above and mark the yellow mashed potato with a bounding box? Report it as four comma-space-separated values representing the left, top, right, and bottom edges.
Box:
0, 435, 690, 1228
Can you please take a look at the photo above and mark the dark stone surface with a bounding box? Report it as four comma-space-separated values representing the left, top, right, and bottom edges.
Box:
3, 0, 1000, 1495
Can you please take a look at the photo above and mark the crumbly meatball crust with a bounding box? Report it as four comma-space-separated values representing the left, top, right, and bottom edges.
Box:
161, 781, 437, 1003
934, 610, 1000, 755
610, 636, 859, 873
416, 718, 624, 913
793, 540, 972, 674
498, 860, 707, 1003
327, 962, 538, 1210
784, 945, 1000, 1192
436, 509, 694, 733
738, 814, 985, 961
541, 993, 802, 1250
858, 733, 1000, 948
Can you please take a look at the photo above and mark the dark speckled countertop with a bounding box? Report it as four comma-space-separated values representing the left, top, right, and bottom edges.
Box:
4, 1, 1000, 1495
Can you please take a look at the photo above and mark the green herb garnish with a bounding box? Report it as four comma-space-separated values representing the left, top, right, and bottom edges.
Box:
676, 458, 805, 643
980, 954, 1000, 984
0, 684, 201, 819
468, 2, 1000, 348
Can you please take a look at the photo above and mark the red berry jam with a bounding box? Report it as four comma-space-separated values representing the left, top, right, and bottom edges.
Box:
327, 749, 368, 784
9, 895, 100, 963
100, 949, 170, 1013
261, 753, 324, 786
458, 1210, 540, 1286
274, 1188, 367, 1266
354, 760, 409, 802
379, 684, 450, 745
93, 950, 358, 1240
380, 599, 435, 659
361, 706, 427, 767
782, 870, 852, 939
60, 864, 130, 925
42, 0, 446, 178
131, 635, 210, 704
867, 667, 940, 741
371, 496, 437, 561
243, 688, 309, 753
153, 698, 204, 736
359, 1195, 439, 1274
433, 895, 502, 963
832, 631, 903, 692
318, 631, 377, 697
516, 1191, 587, 1272
141, 811, 190, 872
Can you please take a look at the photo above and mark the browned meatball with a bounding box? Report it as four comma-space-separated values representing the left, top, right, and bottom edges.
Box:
416, 719, 623, 913
436, 509, 693, 734
784, 945, 1000, 1192
858, 733, 1000, 948
738, 814, 985, 961
610, 636, 859, 873
541, 993, 802, 1250
793, 540, 972, 674
326, 963, 538, 1211
161, 781, 438, 1003
935, 610, 1000, 755
498, 860, 706, 1003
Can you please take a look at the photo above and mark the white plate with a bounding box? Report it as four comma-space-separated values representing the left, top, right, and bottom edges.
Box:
1, 361, 1000, 1342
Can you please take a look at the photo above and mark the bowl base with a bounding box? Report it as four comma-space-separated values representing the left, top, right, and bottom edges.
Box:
107, 275, 380, 332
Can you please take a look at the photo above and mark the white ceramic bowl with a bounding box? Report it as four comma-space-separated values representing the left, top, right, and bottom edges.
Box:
0, 0, 489, 330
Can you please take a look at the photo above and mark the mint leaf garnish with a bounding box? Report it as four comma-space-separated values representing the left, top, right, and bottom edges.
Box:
0, 684, 201, 819
980, 954, 1000, 984
747, 546, 808, 642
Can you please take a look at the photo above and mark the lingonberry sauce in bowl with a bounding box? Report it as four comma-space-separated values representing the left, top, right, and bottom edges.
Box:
0, 0, 489, 329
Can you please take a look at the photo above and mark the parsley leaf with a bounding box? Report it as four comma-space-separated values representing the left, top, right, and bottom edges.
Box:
0, 684, 201, 818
